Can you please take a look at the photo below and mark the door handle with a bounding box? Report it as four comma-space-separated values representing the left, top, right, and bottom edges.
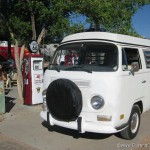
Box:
142, 80, 146, 83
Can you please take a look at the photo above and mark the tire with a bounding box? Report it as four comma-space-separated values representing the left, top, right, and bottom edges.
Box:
120, 105, 141, 140
46, 78, 82, 122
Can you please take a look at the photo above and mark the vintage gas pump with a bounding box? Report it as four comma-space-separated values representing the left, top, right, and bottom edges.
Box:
22, 41, 43, 105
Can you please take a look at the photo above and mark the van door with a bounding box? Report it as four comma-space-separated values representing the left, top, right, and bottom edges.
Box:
122, 48, 146, 109
143, 49, 150, 111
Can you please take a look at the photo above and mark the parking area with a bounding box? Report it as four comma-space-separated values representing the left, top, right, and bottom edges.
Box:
0, 86, 150, 150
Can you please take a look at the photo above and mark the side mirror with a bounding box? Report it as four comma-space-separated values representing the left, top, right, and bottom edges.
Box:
130, 62, 139, 74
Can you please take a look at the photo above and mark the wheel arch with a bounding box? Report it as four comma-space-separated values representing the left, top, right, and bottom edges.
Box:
134, 101, 143, 114
120, 102, 141, 139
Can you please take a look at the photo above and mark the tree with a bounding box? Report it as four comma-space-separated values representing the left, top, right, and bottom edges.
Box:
74, 0, 150, 36
0, 0, 82, 102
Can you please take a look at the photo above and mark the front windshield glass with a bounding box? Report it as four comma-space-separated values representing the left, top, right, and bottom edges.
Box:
49, 42, 118, 72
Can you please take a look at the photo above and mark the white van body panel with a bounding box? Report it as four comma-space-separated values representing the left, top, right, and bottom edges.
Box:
145, 71, 150, 111
40, 32, 150, 134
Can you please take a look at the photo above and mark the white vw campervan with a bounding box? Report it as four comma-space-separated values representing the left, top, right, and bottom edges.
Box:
40, 32, 150, 139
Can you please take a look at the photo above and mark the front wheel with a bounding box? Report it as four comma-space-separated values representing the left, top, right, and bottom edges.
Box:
120, 105, 141, 140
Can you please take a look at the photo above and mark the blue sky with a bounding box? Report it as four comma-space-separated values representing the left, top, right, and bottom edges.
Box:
132, 4, 150, 38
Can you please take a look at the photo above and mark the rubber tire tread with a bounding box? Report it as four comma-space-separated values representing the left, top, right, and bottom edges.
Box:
120, 105, 141, 140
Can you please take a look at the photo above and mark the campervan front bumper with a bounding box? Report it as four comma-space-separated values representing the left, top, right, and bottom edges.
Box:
40, 110, 120, 134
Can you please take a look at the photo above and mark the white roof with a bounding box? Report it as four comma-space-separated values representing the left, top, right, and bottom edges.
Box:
62, 32, 150, 47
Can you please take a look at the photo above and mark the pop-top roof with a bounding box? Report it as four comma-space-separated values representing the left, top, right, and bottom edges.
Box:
62, 32, 150, 47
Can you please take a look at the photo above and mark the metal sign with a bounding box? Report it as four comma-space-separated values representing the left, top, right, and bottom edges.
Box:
29, 41, 38, 53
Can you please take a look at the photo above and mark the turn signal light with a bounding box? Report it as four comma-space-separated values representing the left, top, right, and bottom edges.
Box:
120, 114, 124, 120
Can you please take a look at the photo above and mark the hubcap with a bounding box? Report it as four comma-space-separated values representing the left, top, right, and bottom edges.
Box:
131, 112, 139, 133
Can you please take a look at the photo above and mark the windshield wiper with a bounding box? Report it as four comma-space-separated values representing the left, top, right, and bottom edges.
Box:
65, 65, 92, 73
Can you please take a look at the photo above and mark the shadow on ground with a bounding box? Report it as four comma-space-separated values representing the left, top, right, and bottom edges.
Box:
5, 89, 16, 112
42, 121, 113, 140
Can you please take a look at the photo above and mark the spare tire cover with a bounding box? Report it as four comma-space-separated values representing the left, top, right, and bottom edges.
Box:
46, 78, 82, 122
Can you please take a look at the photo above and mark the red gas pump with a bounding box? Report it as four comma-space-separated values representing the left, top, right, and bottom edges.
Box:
22, 53, 43, 105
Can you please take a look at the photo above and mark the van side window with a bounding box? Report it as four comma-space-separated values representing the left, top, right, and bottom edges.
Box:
122, 48, 142, 71
143, 50, 150, 68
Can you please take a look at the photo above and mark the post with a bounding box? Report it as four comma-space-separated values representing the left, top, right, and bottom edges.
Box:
0, 81, 5, 114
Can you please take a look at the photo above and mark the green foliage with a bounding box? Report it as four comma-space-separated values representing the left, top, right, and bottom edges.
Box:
0, 0, 150, 44
0, 0, 76, 44
75, 0, 150, 36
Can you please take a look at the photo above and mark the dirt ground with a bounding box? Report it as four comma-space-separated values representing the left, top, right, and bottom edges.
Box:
133, 136, 150, 150
0, 86, 40, 150
0, 132, 39, 150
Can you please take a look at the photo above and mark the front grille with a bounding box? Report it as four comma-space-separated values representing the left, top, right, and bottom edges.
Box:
73, 80, 91, 88
51, 77, 91, 88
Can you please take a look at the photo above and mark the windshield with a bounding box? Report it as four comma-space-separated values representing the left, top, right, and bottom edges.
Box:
49, 42, 118, 72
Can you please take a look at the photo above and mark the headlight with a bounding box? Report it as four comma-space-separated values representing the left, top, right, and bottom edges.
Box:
42, 89, 47, 102
91, 96, 104, 110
